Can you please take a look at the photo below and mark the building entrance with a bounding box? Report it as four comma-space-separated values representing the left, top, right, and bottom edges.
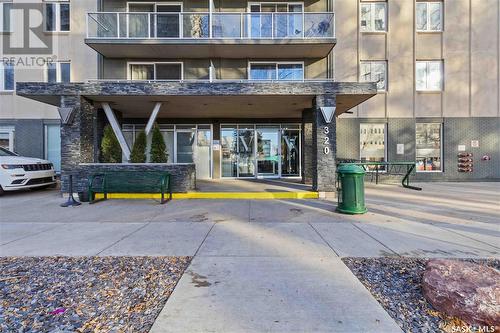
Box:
221, 124, 301, 179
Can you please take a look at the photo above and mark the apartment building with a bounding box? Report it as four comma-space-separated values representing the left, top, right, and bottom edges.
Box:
3, 0, 500, 194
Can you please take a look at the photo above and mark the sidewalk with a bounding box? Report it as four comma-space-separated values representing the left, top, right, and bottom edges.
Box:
1, 182, 498, 332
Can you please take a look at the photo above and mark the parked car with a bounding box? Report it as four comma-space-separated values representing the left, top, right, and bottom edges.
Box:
0, 147, 56, 195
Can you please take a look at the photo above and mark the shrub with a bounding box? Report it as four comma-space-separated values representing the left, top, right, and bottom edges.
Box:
130, 130, 147, 163
150, 124, 168, 163
101, 124, 122, 163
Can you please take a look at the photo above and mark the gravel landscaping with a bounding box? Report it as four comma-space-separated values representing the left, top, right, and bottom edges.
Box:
0, 256, 191, 332
342, 257, 500, 333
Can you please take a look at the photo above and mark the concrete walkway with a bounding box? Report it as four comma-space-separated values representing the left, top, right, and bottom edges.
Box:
1, 182, 499, 332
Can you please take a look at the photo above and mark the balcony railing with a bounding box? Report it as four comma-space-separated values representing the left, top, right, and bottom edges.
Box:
87, 78, 336, 83
86, 12, 335, 39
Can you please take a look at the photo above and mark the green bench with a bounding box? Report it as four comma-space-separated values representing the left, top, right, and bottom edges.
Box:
88, 171, 172, 204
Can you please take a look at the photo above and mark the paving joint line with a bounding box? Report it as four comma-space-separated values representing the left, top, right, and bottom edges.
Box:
0, 224, 61, 247
307, 222, 340, 257
350, 223, 400, 257
95, 222, 151, 256
428, 223, 500, 251
192, 222, 217, 258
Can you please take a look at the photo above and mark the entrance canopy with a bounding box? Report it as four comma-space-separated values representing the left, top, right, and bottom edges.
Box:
16, 81, 377, 117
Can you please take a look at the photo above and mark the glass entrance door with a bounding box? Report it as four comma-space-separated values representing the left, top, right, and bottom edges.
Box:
256, 126, 280, 178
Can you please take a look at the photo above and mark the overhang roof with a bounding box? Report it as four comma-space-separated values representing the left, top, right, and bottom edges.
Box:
16, 81, 376, 117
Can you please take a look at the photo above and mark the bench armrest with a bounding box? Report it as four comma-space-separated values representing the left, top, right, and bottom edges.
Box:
88, 173, 106, 190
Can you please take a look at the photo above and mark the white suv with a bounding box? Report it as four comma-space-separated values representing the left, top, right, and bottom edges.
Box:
0, 147, 57, 195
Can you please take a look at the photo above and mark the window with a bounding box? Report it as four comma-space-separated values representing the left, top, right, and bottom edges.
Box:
128, 62, 183, 81
360, 123, 386, 169
249, 62, 304, 80
416, 60, 443, 91
45, 2, 70, 32
416, 2, 442, 32
360, 2, 387, 32
47, 62, 71, 83
0, 61, 14, 91
0, 2, 12, 32
360, 61, 387, 91
0, 126, 15, 152
45, 124, 61, 172
416, 123, 442, 172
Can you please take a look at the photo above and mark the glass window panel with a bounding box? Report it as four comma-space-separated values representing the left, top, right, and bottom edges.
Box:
360, 4, 372, 32
281, 129, 300, 176
429, 3, 442, 31
60, 63, 71, 83
360, 123, 386, 169
2, 3, 12, 32
221, 128, 237, 177
238, 129, 255, 177
60, 3, 70, 31
374, 3, 386, 31
45, 124, 61, 172
416, 123, 442, 171
427, 61, 442, 90
3, 62, 14, 91
250, 64, 276, 80
416, 3, 427, 31
45, 3, 56, 31
360, 61, 386, 91
416, 61, 428, 90
47, 63, 57, 83
277, 64, 303, 81
156, 63, 182, 80
176, 131, 195, 163
130, 64, 154, 80
161, 131, 174, 163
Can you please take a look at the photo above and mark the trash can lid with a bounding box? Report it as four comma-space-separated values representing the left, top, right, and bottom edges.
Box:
337, 164, 365, 174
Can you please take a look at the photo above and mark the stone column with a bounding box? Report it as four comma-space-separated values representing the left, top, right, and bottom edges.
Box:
60, 96, 96, 193
301, 109, 313, 184
312, 94, 337, 193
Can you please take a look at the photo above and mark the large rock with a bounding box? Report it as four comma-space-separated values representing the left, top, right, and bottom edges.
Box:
422, 259, 500, 326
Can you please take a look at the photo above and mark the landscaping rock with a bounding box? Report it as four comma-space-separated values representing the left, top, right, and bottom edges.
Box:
422, 259, 500, 327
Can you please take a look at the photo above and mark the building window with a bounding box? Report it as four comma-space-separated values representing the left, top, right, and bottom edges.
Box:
45, 124, 61, 172
0, 126, 15, 152
416, 2, 443, 32
360, 61, 387, 91
47, 62, 71, 83
45, 2, 70, 32
249, 62, 304, 80
0, 2, 12, 32
360, 2, 387, 32
128, 62, 183, 81
416, 60, 443, 91
360, 123, 386, 170
0, 61, 14, 91
416, 123, 442, 172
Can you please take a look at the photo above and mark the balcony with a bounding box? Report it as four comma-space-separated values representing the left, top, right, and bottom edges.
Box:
85, 12, 336, 59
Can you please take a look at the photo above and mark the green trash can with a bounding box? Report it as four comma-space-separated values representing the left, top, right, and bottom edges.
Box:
336, 164, 367, 214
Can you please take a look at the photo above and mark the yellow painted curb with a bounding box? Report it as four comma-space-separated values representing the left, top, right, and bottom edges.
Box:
95, 192, 319, 200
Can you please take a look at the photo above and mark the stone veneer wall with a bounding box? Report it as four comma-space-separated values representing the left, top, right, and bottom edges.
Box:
62, 163, 196, 194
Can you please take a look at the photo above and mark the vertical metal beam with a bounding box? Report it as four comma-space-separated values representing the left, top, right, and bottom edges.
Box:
101, 102, 131, 161
145, 102, 162, 136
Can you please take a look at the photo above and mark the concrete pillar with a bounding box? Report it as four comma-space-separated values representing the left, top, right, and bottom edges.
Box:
312, 95, 337, 192
60, 96, 96, 193
301, 109, 313, 184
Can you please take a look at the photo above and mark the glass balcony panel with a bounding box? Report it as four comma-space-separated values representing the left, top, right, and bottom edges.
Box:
88, 13, 118, 38
248, 13, 273, 38
304, 13, 334, 38
212, 14, 242, 38
183, 13, 209, 38
128, 13, 150, 38
156, 13, 180, 38
274, 13, 303, 38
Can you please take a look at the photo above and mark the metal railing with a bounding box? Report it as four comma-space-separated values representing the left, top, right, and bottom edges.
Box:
86, 12, 335, 39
